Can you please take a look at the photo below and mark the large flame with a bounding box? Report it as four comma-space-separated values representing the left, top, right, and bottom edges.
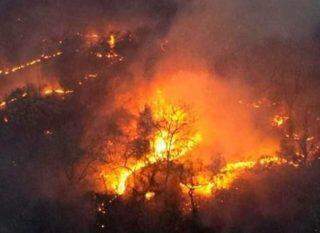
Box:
101, 92, 202, 195
99, 74, 285, 197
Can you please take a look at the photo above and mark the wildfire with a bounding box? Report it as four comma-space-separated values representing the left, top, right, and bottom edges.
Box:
100, 91, 287, 198
180, 156, 286, 196
0, 51, 62, 77
101, 93, 202, 195
0, 29, 295, 204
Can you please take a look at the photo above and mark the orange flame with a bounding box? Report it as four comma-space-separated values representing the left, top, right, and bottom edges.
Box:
107, 34, 116, 49
0, 51, 62, 76
42, 87, 73, 96
101, 92, 202, 195
180, 156, 286, 196
145, 191, 155, 200
272, 115, 288, 127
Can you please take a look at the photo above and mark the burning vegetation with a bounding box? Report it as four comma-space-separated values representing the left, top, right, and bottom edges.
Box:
101, 91, 202, 195
1, 1, 320, 233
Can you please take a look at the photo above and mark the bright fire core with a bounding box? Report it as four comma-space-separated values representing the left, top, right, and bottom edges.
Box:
101, 92, 201, 195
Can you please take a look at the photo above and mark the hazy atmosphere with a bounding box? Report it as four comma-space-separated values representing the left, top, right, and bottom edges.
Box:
1, 1, 320, 233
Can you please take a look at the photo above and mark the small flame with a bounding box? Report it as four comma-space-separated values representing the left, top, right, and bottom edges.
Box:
0, 101, 6, 109
0, 51, 62, 76
272, 115, 288, 127
107, 34, 116, 49
145, 191, 155, 201
42, 87, 73, 96
3, 116, 9, 123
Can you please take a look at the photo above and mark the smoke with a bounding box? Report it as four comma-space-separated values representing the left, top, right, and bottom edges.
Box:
0, 0, 179, 95
82, 0, 320, 187
164, 0, 320, 64
124, 1, 300, 160
131, 0, 320, 160
144, 0, 320, 227
1, 0, 319, 90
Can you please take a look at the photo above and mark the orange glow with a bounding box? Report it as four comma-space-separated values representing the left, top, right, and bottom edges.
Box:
0, 101, 6, 109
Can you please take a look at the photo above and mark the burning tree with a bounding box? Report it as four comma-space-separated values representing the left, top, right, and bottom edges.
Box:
99, 91, 202, 197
